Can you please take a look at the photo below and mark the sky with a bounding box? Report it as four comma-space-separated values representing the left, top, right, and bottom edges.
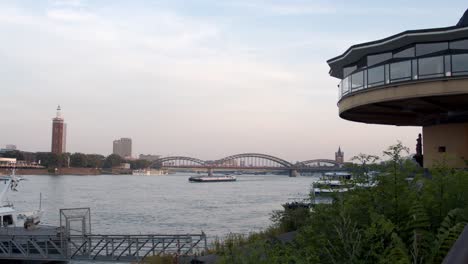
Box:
1, 0, 466, 162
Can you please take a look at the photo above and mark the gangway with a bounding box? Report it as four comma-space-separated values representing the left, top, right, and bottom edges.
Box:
0, 208, 207, 263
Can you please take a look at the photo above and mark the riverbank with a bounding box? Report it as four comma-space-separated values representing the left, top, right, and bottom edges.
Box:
0, 167, 130, 175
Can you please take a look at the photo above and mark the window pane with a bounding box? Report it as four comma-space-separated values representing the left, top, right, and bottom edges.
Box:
343, 65, 357, 77
412, 59, 418, 79
416, 42, 448, 56
367, 53, 392, 67
452, 54, 468, 73
385, 64, 390, 83
363, 70, 367, 88
450, 39, 468, 50
390, 61, 411, 81
367, 65, 385, 86
394, 47, 415, 58
418, 56, 444, 77
342, 77, 350, 94
444, 55, 451, 76
351, 71, 364, 89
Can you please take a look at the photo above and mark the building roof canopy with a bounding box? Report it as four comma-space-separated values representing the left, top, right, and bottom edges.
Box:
328, 9, 468, 79
457, 9, 468, 27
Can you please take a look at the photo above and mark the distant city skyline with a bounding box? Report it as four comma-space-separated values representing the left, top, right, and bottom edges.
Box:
1, 1, 466, 161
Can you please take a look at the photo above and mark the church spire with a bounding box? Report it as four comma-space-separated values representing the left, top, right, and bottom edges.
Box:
335, 146, 344, 163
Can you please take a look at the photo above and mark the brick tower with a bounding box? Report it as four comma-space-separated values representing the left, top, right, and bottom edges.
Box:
51, 105, 67, 154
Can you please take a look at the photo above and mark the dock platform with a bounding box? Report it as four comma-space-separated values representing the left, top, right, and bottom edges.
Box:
0, 208, 207, 263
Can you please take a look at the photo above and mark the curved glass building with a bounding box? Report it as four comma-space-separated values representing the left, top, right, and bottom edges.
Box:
327, 9, 468, 168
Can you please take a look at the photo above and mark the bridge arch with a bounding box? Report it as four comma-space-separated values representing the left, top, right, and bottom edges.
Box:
214, 153, 293, 168
150, 156, 206, 168
297, 159, 341, 167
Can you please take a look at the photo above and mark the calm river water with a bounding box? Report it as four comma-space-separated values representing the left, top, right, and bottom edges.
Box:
6, 173, 318, 263
8, 173, 317, 238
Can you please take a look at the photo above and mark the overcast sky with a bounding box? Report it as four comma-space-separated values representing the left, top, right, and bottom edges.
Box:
1, 0, 466, 161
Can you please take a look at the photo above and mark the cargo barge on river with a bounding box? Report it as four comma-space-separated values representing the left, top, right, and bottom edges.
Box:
188, 175, 237, 182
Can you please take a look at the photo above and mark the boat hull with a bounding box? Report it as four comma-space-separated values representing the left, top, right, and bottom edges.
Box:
313, 188, 351, 196
188, 176, 236, 183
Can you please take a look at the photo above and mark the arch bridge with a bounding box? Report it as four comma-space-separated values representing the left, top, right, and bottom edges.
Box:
150, 153, 345, 177
212, 153, 293, 169
296, 159, 343, 168
151, 156, 207, 168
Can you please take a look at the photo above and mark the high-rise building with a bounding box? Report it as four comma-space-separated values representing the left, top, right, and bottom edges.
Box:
113, 138, 132, 158
327, 9, 468, 168
335, 147, 344, 164
51, 105, 67, 154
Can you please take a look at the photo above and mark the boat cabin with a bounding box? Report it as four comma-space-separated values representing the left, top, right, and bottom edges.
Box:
0, 206, 16, 227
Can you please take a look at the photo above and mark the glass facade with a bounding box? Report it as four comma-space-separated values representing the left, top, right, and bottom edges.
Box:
452, 54, 468, 75
341, 76, 350, 95
416, 42, 448, 56
368, 65, 385, 87
343, 65, 357, 77
339, 52, 468, 99
338, 38, 468, 99
367, 52, 392, 67
394, 47, 415, 58
390, 61, 412, 81
450, 39, 468, 50
418, 56, 444, 78
351, 71, 364, 90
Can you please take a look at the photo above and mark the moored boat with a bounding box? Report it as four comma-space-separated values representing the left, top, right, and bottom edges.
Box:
313, 172, 353, 196
132, 169, 168, 175
0, 169, 44, 230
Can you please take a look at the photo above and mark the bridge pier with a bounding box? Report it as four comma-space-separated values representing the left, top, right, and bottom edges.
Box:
207, 168, 213, 176
289, 169, 298, 177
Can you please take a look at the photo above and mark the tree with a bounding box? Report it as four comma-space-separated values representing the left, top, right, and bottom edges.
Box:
103, 154, 123, 168
70, 153, 88, 167
406, 201, 432, 264
86, 154, 105, 168
0, 150, 25, 160
57, 153, 70, 168
35, 152, 59, 168
211, 142, 468, 264
130, 159, 151, 170
381, 141, 411, 227
350, 153, 380, 184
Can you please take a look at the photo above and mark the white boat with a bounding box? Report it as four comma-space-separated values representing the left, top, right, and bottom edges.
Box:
132, 169, 168, 175
188, 175, 237, 182
0, 169, 43, 229
313, 172, 353, 196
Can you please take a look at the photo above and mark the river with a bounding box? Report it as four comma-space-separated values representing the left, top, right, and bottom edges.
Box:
6, 173, 320, 263
8, 173, 317, 241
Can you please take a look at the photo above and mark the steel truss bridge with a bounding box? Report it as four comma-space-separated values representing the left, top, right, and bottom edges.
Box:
151, 153, 346, 177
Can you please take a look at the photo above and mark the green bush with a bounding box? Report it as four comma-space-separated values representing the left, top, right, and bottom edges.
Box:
215, 142, 468, 264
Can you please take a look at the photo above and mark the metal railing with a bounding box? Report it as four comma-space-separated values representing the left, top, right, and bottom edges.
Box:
0, 233, 207, 263
67, 233, 207, 262
338, 53, 468, 100
0, 208, 207, 263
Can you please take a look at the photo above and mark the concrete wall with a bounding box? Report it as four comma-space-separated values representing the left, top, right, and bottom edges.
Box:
423, 123, 468, 168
